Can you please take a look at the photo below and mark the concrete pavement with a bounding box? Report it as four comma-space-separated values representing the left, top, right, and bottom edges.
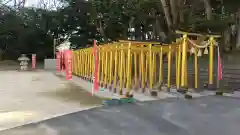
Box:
0, 71, 102, 131
1, 96, 240, 135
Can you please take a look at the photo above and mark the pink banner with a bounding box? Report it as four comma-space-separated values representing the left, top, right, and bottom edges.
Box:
56, 52, 61, 72
93, 40, 99, 92
61, 51, 64, 71
32, 54, 36, 69
65, 50, 73, 80
218, 47, 223, 80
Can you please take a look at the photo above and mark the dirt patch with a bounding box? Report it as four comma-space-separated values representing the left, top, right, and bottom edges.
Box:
43, 83, 103, 106
0, 60, 19, 71
0, 60, 18, 65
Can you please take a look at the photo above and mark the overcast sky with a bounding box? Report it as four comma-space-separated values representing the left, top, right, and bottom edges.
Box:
24, 0, 62, 9
5, 0, 40, 7
25, 0, 37, 7
4, 0, 62, 9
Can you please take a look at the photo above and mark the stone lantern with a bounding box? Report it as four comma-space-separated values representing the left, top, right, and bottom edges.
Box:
18, 54, 30, 71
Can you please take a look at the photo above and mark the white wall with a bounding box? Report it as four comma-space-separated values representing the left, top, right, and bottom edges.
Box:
44, 59, 56, 70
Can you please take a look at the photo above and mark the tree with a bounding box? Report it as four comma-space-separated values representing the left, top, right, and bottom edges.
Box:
0, 0, 240, 61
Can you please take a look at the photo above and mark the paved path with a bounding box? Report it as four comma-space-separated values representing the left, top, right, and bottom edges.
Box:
1, 96, 240, 135
0, 71, 102, 131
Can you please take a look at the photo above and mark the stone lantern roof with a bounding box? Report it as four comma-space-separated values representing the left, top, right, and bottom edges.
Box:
18, 54, 30, 61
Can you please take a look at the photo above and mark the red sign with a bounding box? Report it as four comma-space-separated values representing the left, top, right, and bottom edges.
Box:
32, 54, 36, 69
65, 50, 73, 80
56, 52, 61, 72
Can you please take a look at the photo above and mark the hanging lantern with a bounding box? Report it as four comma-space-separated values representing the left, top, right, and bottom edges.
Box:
204, 47, 208, 54
197, 49, 202, 57
190, 47, 195, 54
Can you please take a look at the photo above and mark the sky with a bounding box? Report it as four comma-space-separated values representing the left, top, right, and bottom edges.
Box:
4, 0, 62, 9
5, 0, 40, 7
25, 0, 38, 7
25, 0, 62, 9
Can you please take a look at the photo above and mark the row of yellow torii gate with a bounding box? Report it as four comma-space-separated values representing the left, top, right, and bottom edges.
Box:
72, 31, 221, 97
